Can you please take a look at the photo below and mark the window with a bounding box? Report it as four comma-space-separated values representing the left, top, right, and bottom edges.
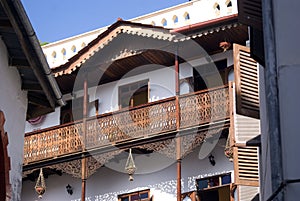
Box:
118, 189, 150, 201
161, 18, 167, 26
151, 21, 156, 26
61, 48, 66, 58
193, 59, 228, 91
119, 80, 149, 108
226, 0, 233, 13
214, 3, 221, 15
71, 45, 77, 53
184, 12, 190, 20
173, 15, 179, 23
52, 51, 57, 59
81, 42, 86, 48
196, 173, 231, 201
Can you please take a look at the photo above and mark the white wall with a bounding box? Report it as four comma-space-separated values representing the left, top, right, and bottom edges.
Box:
25, 51, 232, 133
22, 141, 233, 201
0, 38, 28, 200
25, 108, 60, 133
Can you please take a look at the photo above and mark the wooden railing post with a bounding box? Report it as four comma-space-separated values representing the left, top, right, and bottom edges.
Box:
81, 75, 88, 201
175, 49, 182, 201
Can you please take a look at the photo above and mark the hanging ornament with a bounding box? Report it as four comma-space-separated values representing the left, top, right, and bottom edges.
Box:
224, 132, 233, 161
125, 148, 136, 181
35, 168, 46, 199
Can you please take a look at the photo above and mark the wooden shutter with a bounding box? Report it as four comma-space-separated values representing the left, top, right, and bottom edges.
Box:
237, 0, 262, 30
234, 146, 259, 186
234, 44, 259, 119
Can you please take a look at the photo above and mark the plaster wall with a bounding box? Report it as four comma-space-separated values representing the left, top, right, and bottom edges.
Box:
25, 52, 231, 133
0, 38, 28, 200
260, 0, 300, 200
25, 108, 60, 133
22, 142, 233, 201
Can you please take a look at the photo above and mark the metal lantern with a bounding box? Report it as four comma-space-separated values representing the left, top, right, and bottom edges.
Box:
35, 168, 46, 199
224, 133, 233, 161
125, 148, 136, 181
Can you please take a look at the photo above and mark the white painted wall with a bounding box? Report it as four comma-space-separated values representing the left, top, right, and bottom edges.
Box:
25, 108, 60, 133
25, 51, 232, 133
0, 38, 28, 200
22, 141, 233, 201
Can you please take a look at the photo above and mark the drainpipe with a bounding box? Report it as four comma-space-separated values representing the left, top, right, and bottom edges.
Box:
261, 0, 284, 200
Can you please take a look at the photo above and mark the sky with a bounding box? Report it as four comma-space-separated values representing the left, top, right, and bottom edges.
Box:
21, 0, 188, 43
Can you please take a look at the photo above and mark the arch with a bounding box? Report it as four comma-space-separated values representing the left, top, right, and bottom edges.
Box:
226, 0, 233, 13
161, 18, 167, 27
71, 45, 77, 53
226, 0, 232, 7
184, 12, 190, 20
172, 15, 178, 23
81, 42, 86, 48
52, 51, 57, 59
151, 21, 156, 26
213, 3, 221, 15
0, 111, 11, 200
61, 48, 66, 56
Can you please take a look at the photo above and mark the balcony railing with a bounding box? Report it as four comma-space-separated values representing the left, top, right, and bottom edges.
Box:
24, 85, 230, 165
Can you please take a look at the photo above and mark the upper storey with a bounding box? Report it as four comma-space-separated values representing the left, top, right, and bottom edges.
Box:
42, 0, 237, 68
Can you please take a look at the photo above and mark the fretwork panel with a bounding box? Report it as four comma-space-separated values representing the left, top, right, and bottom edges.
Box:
85, 99, 177, 149
23, 87, 230, 164
23, 123, 83, 164
180, 86, 230, 129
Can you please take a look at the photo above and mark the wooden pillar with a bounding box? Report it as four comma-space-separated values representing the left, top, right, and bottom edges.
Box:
175, 49, 182, 201
81, 76, 88, 201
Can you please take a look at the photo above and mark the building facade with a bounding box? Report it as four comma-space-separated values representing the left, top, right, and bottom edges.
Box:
0, 0, 64, 200
21, 1, 261, 201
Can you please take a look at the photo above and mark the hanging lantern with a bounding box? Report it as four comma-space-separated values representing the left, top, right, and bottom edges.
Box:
224, 133, 233, 161
125, 148, 136, 181
35, 168, 46, 199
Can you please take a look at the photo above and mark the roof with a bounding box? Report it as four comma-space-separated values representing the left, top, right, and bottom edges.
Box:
0, 0, 64, 119
52, 15, 248, 94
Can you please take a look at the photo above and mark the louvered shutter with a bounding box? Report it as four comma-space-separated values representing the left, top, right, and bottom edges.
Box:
234, 44, 259, 119
237, 0, 262, 30
234, 146, 259, 186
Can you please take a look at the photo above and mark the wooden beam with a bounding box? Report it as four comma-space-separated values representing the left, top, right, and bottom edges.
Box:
22, 82, 43, 91
28, 94, 51, 108
9, 57, 30, 67
0, 18, 12, 28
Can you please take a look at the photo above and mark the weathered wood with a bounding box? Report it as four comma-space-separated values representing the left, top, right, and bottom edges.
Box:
23, 86, 230, 165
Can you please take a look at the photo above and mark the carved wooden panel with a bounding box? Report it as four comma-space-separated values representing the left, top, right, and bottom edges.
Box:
24, 123, 83, 164
180, 86, 230, 129
24, 87, 230, 164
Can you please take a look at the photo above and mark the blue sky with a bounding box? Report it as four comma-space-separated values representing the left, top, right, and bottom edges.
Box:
21, 0, 188, 43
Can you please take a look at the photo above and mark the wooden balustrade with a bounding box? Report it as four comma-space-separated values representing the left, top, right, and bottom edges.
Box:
23, 85, 230, 164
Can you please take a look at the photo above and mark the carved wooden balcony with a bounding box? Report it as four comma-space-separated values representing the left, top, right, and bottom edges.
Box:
23, 85, 230, 166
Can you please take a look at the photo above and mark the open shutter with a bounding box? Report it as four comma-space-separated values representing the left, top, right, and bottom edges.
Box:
237, 0, 262, 30
234, 44, 259, 119
234, 146, 259, 186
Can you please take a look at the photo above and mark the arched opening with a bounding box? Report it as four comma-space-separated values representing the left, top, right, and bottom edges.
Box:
173, 15, 179, 23
161, 18, 167, 27
71, 45, 77, 53
213, 3, 221, 15
184, 12, 190, 20
52, 51, 57, 59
